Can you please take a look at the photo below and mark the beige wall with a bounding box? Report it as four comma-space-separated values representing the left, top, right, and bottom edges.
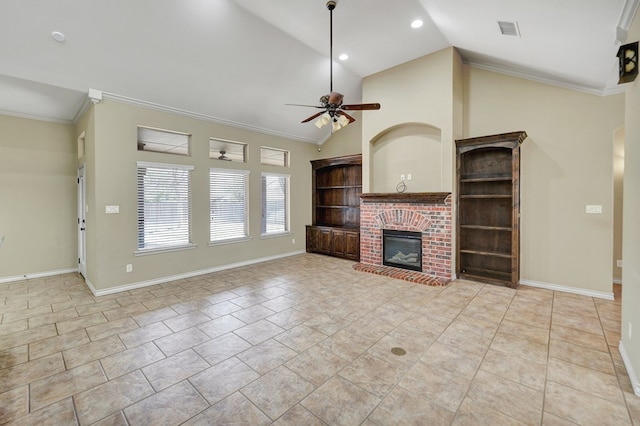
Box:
76, 100, 316, 292
464, 67, 624, 295
371, 123, 442, 193
621, 10, 640, 395
361, 47, 463, 193
613, 127, 624, 282
315, 116, 363, 160
0, 115, 77, 278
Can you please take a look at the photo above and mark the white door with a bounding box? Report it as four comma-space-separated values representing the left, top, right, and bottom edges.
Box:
77, 165, 87, 278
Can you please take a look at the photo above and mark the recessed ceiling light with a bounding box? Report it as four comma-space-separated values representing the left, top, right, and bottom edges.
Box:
339, 53, 349, 61
51, 31, 65, 42
411, 19, 423, 29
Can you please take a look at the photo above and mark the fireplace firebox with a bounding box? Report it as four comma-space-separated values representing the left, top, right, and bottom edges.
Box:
382, 229, 422, 272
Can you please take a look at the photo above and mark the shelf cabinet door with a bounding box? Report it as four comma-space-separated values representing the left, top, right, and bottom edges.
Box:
306, 226, 332, 254
344, 231, 360, 260
455, 131, 526, 288
332, 229, 346, 257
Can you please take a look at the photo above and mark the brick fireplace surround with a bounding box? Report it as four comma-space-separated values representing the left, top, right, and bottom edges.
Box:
354, 192, 452, 286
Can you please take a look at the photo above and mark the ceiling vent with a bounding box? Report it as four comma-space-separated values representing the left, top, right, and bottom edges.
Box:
498, 21, 520, 37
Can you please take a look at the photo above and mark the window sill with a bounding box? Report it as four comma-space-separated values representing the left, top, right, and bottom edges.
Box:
208, 237, 252, 247
134, 243, 197, 257
260, 232, 292, 240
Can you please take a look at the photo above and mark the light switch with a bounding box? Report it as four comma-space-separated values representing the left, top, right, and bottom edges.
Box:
585, 205, 602, 214
105, 205, 120, 214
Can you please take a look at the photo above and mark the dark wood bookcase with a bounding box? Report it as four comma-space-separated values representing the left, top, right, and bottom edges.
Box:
306, 154, 361, 260
455, 132, 526, 287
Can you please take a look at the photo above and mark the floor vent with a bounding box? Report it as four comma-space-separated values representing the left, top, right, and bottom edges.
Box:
391, 347, 407, 356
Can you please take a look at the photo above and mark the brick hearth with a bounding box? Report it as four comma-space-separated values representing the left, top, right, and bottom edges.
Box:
356, 192, 452, 284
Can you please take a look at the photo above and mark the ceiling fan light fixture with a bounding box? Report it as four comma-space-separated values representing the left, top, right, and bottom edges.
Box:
337, 114, 350, 127
315, 112, 331, 128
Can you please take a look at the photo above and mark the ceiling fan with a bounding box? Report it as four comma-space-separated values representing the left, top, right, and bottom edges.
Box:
288, 0, 381, 131
218, 150, 231, 161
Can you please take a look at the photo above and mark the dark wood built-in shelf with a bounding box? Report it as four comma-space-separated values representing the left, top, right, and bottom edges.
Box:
456, 131, 526, 288
306, 154, 362, 260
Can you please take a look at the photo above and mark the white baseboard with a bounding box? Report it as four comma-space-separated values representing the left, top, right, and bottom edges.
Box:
519, 279, 614, 300
0, 268, 78, 284
619, 341, 640, 396
90, 250, 306, 297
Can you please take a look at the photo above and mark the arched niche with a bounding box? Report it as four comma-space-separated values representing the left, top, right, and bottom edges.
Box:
370, 122, 443, 193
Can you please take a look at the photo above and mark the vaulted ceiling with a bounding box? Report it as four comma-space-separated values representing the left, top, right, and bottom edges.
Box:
0, 0, 636, 144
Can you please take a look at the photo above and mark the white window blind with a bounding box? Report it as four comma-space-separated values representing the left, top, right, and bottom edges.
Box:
210, 168, 249, 242
261, 173, 290, 235
137, 162, 193, 252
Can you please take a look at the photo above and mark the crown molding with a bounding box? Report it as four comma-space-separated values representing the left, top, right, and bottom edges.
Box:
0, 108, 73, 125
72, 95, 93, 124
88, 90, 320, 145
465, 58, 625, 97
616, 0, 640, 43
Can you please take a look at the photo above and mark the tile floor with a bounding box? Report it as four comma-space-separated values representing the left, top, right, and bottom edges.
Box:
1, 253, 639, 425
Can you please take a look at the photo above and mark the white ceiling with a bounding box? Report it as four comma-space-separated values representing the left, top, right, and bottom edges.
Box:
0, 0, 636, 144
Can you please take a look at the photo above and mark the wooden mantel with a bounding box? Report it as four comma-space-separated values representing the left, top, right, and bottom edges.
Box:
360, 192, 451, 204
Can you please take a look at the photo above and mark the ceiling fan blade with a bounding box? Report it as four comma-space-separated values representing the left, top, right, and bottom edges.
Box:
341, 103, 381, 111
286, 103, 324, 108
336, 110, 356, 123
301, 111, 326, 123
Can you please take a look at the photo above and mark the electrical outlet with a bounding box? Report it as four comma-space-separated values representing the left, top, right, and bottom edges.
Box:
292, 238, 295, 244
407, 173, 412, 181
126, 264, 133, 273
617, 260, 623, 268
400, 174, 405, 181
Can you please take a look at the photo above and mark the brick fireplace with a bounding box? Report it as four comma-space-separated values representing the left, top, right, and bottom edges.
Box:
354, 192, 452, 285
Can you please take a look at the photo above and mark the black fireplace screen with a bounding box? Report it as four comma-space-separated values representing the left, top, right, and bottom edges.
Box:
382, 229, 422, 272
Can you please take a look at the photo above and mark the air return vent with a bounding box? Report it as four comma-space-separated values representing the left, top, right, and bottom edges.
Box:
498, 21, 520, 37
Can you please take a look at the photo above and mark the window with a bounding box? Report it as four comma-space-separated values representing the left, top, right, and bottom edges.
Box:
210, 168, 249, 243
210, 138, 246, 163
262, 173, 290, 235
260, 147, 289, 167
137, 126, 190, 156
136, 162, 194, 253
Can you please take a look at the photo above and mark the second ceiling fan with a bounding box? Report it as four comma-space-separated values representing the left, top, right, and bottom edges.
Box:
289, 1, 381, 131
